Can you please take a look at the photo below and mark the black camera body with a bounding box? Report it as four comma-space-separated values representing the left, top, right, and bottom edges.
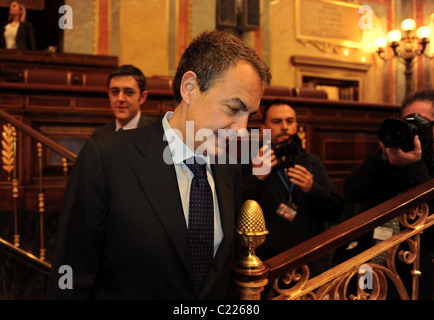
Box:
377, 113, 433, 155
272, 134, 302, 170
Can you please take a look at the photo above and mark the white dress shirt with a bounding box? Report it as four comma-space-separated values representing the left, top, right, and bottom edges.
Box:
4, 23, 19, 49
115, 111, 142, 131
162, 111, 223, 256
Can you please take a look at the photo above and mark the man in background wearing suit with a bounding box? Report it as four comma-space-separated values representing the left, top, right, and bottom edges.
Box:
92, 64, 155, 137
46, 30, 271, 299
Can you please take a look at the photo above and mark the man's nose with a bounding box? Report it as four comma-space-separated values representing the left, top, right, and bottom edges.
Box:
118, 91, 126, 101
231, 114, 249, 132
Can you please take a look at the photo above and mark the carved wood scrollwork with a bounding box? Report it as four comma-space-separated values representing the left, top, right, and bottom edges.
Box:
1, 123, 15, 180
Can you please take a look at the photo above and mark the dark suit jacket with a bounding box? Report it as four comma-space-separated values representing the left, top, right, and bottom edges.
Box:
46, 119, 243, 299
0, 22, 36, 50
91, 113, 156, 138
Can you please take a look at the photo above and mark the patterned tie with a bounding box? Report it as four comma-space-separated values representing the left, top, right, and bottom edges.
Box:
184, 157, 214, 294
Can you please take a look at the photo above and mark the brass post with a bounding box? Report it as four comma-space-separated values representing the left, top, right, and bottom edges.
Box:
232, 200, 270, 300
2, 124, 20, 246
37, 142, 45, 261
12, 126, 19, 247
411, 234, 421, 300
62, 157, 68, 185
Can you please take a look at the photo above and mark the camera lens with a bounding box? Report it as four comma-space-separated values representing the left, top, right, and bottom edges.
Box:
378, 113, 433, 154
378, 119, 411, 148
379, 119, 410, 147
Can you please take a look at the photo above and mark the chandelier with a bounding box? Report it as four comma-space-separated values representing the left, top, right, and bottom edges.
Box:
375, 18, 432, 97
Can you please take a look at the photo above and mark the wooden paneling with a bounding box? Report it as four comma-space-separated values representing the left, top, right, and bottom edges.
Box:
0, 53, 401, 211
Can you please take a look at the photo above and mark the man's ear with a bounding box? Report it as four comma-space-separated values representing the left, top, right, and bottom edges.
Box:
139, 90, 148, 105
180, 71, 198, 105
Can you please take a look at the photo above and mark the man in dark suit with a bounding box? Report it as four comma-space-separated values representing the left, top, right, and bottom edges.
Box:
46, 30, 271, 299
342, 89, 434, 299
243, 101, 344, 277
92, 64, 155, 137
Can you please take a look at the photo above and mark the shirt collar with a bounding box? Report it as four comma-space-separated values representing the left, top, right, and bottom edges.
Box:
162, 112, 209, 167
115, 111, 141, 131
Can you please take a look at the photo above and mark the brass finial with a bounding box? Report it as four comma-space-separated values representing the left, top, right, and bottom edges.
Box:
237, 200, 268, 236
236, 200, 268, 270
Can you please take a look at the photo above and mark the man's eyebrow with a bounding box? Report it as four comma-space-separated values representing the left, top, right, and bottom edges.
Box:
224, 97, 249, 112
110, 86, 136, 91
271, 117, 294, 121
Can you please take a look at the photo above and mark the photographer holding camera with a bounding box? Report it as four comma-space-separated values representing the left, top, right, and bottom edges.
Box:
342, 88, 434, 299
243, 100, 345, 276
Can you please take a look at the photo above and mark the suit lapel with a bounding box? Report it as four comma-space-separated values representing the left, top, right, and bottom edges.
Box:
200, 164, 236, 298
133, 122, 237, 297
213, 164, 235, 253
133, 122, 193, 277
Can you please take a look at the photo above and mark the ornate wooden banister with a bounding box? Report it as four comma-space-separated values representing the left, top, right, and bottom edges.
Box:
1, 108, 77, 265
267, 179, 434, 279
233, 179, 434, 300
0, 108, 77, 162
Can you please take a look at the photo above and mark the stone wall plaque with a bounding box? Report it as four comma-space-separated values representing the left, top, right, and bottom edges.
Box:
295, 0, 364, 48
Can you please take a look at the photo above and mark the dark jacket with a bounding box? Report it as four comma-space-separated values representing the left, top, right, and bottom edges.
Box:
243, 138, 345, 273
91, 113, 156, 138
342, 148, 434, 299
46, 120, 243, 299
1, 22, 36, 50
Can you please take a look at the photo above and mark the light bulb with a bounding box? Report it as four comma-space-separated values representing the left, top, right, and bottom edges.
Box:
387, 30, 401, 42
401, 19, 416, 31
375, 37, 387, 48
417, 26, 432, 38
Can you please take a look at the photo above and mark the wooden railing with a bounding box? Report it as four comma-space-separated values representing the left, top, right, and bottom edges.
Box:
0, 109, 77, 162
0, 108, 76, 266
3, 105, 432, 300
233, 179, 434, 300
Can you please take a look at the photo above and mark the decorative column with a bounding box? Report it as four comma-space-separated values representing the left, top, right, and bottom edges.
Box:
93, 0, 111, 55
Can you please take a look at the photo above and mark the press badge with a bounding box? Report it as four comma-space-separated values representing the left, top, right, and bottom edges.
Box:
276, 196, 298, 222
373, 226, 394, 241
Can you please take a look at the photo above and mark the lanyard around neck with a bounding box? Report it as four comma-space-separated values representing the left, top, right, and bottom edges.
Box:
277, 168, 294, 196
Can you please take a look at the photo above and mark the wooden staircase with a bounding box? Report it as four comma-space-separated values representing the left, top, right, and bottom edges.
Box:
0, 109, 74, 299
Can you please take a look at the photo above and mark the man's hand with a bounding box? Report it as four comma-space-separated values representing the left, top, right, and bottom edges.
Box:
380, 135, 422, 167
288, 164, 314, 193
252, 144, 277, 180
